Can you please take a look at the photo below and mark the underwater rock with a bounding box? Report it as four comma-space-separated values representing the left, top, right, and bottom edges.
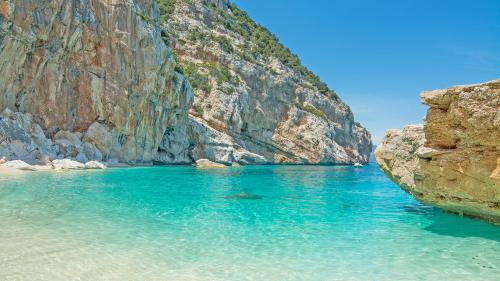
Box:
225, 191, 263, 200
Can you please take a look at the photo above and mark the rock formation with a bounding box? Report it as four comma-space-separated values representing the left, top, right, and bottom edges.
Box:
376, 79, 500, 223
1, 0, 371, 166
195, 158, 226, 169
161, 0, 372, 164
0, 0, 193, 165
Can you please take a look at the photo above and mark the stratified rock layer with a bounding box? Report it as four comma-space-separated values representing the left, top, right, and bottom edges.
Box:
376, 79, 500, 223
0, 0, 193, 164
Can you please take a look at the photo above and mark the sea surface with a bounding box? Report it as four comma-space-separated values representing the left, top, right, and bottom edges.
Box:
0, 164, 499, 281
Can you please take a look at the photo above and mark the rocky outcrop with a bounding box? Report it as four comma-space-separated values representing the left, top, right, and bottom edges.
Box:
0, 0, 193, 165
162, 0, 372, 164
376, 80, 500, 223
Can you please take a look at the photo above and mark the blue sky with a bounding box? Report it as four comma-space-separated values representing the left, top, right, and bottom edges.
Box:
232, 0, 500, 143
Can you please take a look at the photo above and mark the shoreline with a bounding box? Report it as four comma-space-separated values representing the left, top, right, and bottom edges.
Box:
0, 166, 26, 176
0, 160, 372, 177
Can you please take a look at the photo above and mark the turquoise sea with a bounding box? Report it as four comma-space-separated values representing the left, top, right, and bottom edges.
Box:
0, 164, 499, 281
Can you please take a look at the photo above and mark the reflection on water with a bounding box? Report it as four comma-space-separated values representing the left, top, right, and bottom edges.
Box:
0, 164, 499, 281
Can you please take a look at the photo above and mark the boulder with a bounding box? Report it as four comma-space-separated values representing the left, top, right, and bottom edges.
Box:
55, 139, 79, 158
52, 159, 85, 170
54, 130, 82, 147
81, 142, 103, 162
76, 153, 89, 164
85, 161, 107, 169
195, 159, 227, 169
83, 122, 114, 158
1, 160, 37, 171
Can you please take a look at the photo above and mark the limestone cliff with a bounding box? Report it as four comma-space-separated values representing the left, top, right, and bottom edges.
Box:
0, 0, 193, 164
161, 0, 372, 164
0, 0, 371, 166
376, 80, 500, 223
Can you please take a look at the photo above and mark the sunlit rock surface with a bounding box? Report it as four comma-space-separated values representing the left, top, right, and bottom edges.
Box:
0, 0, 193, 164
376, 79, 500, 223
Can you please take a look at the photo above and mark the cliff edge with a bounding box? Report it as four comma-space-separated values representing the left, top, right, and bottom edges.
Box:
376, 79, 500, 223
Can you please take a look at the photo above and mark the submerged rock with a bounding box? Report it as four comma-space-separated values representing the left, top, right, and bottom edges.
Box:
195, 159, 227, 169
225, 191, 263, 200
376, 79, 500, 223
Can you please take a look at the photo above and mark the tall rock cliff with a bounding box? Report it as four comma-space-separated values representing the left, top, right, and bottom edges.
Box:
376, 80, 500, 223
0, 0, 193, 164
0, 0, 371, 165
161, 0, 372, 164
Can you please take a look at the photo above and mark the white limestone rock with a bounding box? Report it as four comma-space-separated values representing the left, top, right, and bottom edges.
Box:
195, 159, 227, 169
85, 161, 107, 170
1, 160, 37, 171
52, 159, 85, 170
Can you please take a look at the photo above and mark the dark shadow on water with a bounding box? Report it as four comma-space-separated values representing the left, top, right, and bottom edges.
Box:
402, 202, 500, 242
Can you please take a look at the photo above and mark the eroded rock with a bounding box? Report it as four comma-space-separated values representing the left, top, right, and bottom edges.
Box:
376, 79, 500, 223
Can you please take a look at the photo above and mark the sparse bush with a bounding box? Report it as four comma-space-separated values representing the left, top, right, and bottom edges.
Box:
158, 0, 177, 22
298, 103, 328, 121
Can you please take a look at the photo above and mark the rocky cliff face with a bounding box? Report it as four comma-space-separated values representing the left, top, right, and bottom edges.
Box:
376, 80, 500, 223
161, 0, 372, 164
0, 0, 193, 164
0, 0, 371, 166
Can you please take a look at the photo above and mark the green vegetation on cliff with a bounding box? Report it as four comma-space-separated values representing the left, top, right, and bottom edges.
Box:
157, 0, 337, 100
158, 0, 176, 22
221, 4, 336, 98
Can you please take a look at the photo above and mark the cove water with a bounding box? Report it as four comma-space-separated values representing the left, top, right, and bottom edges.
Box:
0, 164, 499, 281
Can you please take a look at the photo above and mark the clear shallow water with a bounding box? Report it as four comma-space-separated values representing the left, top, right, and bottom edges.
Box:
0, 164, 499, 281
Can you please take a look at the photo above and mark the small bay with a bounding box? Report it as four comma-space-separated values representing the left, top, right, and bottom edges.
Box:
1, 165, 499, 281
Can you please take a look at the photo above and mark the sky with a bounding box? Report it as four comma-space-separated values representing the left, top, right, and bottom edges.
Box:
232, 0, 500, 143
